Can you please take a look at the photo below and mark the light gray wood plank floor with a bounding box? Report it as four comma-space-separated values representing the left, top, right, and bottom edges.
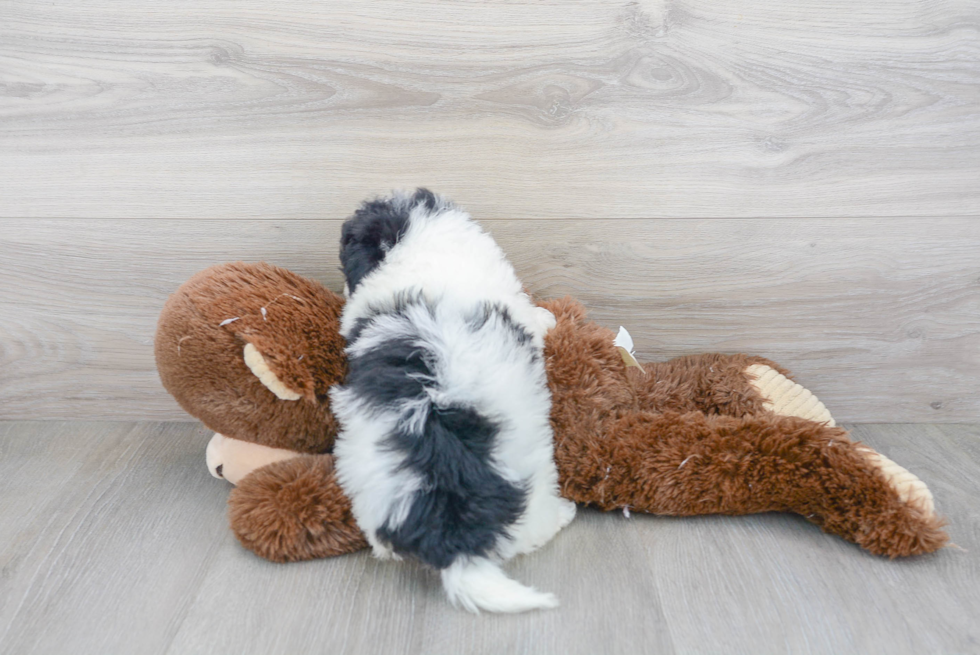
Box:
1, 421, 977, 655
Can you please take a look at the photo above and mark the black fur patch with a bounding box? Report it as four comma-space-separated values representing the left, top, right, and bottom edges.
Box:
377, 406, 527, 569
345, 317, 373, 346
342, 301, 528, 569
343, 333, 433, 410
339, 199, 410, 294
339, 188, 447, 293
411, 187, 439, 212
344, 290, 430, 346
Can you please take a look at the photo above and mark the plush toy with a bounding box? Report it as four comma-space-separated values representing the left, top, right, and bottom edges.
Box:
155, 262, 948, 564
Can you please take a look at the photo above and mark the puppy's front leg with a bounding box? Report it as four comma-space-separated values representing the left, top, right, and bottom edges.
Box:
534, 306, 557, 335
366, 533, 402, 561
526, 306, 557, 348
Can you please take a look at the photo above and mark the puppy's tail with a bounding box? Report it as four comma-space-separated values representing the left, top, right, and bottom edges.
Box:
441, 557, 558, 614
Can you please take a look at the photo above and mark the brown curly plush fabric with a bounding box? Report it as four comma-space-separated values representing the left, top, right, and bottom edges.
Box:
228, 455, 367, 562
155, 264, 948, 562
542, 296, 947, 558
155, 262, 345, 453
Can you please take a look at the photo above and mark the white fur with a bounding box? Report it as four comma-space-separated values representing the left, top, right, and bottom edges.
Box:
330, 390, 424, 548
332, 197, 574, 613
340, 205, 554, 349
442, 557, 559, 614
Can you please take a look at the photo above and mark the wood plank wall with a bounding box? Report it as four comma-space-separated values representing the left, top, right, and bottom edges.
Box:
1, 0, 978, 421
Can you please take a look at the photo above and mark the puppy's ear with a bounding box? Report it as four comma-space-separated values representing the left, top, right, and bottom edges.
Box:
339, 188, 453, 293
411, 187, 438, 211
339, 192, 414, 293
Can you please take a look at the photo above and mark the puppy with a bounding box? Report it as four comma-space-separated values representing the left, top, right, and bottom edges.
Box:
330, 189, 575, 613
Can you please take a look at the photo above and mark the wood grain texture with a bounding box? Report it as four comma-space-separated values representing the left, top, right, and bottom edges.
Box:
0, 421, 977, 655
2, 217, 978, 422
1, 0, 978, 219
0, 421, 226, 655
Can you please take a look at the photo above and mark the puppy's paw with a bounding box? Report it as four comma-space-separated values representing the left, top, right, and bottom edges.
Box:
557, 498, 577, 530
370, 542, 401, 561
535, 307, 557, 333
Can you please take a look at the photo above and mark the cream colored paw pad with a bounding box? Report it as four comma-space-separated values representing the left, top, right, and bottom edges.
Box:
746, 364, 835, 427
244, 343, 302, 400
856, 446, 936, 515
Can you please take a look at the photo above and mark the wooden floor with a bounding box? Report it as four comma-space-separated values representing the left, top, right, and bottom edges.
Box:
2, 4, 977, 652
1, 421, 978, 655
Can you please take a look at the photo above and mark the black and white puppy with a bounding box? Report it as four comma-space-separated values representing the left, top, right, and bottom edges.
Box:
331, 189, 576, 613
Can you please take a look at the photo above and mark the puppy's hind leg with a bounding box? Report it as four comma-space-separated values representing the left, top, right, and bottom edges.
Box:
507, 486, 577, 557
557, 496, 577, 530
365, 531, 401, 561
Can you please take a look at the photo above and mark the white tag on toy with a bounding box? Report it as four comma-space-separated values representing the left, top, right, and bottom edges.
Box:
614, 326, 644, 372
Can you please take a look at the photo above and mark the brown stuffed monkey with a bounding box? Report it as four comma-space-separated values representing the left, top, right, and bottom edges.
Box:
155, 262, 948, 563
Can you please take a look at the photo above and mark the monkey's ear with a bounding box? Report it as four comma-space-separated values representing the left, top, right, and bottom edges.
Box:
243, 343, 303, 401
